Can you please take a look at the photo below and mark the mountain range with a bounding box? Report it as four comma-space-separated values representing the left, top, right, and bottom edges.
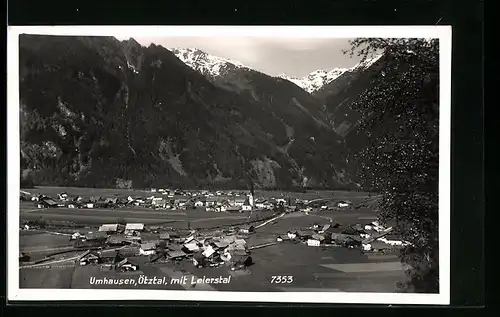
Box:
20, 35, 373, 190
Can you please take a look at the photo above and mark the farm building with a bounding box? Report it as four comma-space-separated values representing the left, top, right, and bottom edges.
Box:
76, 250, 101, 266
139, 242, 157, 256
106, 235, 131, 246
125, 223, 144, 235
98, 224, 124, 233
115, 258, 139, 272
85, 231, 109, 241
230, 254, 253, 270
37, 199, 58, 208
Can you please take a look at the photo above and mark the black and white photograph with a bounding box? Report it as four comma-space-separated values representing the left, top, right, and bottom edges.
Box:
7, 26, 451, 304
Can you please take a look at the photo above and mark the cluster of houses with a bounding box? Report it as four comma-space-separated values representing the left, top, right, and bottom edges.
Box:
21, 189, 354, 214
277, 220, 409, 253
70, 220, 256, 271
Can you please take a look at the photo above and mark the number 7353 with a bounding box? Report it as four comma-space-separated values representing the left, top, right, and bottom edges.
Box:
270, 275, 293, 283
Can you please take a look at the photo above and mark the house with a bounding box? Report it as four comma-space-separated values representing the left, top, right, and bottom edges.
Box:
84, 202, 95, 209
343, 235, 363, 248
234, 198, 246, 206
202, 245, 217, 259
287, 231, 298, 239
115, 258, 139, 272
105, 197, 118, 205
211, 240, 229, 251
159, 233, 171, 241
107, 235, 131, 246
367, 241, 394, 253
139, 242, 157, 256
57, 192, 69, 201
230, 254, 253, 270
337, 200, 352, 208
76, 250, 101, 266
376, 234, 407, 246
227, 239, 247, 251
296, 230, 315, 240
98, 224, 121, 233
254, 199, 267, 209
277, 235, 291, 242
85, 231, 109, 241
125, 223, 144, 235
227, 206, 242, 213
70, 232, 82, 241
90, 196, 101, 203
307, 233, 326, 246
194, 200, 205, 208
182, 240, 201, 253
167, 250, 187, 261
239, 225, 255, 234
37, 199, 58, 209
205, 197, 218, 206
342, 226, 365, 236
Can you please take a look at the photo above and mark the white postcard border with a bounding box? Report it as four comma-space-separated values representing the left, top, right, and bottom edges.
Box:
7, 25, 452, 305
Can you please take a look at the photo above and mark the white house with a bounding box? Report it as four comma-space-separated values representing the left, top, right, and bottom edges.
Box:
139, 242, 157, 256
287, 231, 297, 239
99, 224, 119, 233
307, 239, 321, 247
125, 223, 144, 235
338, 202, 350, 208
242, 204, 252, 211
194, 201, 204, 207
86, 203, 94, 209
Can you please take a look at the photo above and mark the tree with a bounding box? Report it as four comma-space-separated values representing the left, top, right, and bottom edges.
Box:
345, 38, 439, 293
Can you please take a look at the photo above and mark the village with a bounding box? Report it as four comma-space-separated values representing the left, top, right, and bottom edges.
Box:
20, 188, 354, 213
19, 188, 410, 280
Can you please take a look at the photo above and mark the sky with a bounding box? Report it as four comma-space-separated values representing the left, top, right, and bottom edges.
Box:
115, 36, 363, 78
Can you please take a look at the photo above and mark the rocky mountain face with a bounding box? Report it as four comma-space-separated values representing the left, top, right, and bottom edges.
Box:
19, 35, 352, 190
310, 54, 386, 138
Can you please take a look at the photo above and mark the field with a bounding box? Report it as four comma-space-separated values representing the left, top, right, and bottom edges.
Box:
18, 187, 410, 293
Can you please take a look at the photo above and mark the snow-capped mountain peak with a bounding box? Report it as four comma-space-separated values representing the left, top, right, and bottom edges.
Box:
278, 54, 383, 94
278, 67, 350, 94
170, 48, 247, 78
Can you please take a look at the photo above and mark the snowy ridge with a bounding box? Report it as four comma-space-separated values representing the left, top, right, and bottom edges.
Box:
278, 54, 384, 94
170, 48, 248, 78
278, 68, 349, 94
170, 46, 383, 94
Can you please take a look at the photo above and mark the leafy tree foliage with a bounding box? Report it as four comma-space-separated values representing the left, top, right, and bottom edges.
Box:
345, 38, 439, 293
